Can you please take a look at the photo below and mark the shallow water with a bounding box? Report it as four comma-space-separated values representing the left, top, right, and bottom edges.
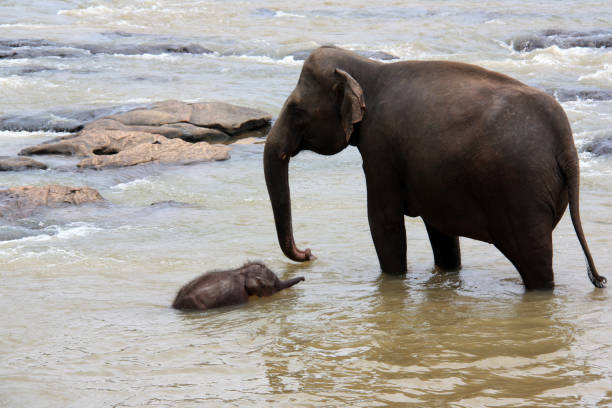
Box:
1, 1, 612, 407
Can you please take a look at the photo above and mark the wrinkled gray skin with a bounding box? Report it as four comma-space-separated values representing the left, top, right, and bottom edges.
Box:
264, 46, 607, 290
172, 262, 305, 310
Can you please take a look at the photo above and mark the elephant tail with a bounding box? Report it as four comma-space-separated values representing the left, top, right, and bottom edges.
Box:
559, 151, 607, 288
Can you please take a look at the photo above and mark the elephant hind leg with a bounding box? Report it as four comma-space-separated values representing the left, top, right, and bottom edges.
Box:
493, 224, 554, 290
425, 221, 461, 270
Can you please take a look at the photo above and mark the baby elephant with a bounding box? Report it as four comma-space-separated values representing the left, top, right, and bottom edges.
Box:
172, 262, 305, 310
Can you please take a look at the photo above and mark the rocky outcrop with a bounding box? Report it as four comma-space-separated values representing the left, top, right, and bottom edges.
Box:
78, 137, 230, 169
0, 156, 47, 171
91, 100, 271, 139
0, 185, 104, 218
18, 100, 270, 169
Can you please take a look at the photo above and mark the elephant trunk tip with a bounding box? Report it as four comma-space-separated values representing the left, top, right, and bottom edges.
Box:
588, 265, 607, 288
278, 276, 306, 290
282, 242, 316, 262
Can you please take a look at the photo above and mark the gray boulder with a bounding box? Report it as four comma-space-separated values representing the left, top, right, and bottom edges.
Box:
18, 100, 270, 169
0, 185, 104, 218
0, 156, 47, 171
583, 135, 612, 156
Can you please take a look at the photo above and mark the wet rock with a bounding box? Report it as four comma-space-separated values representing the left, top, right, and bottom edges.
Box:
18, 100, 269, 169
79, 43, 213, 56
0, 104, 146, 132
289, 48, 398, 61
149, 200, 194, 208
0, 156, 47, 171
83, 117, 231, 143
547, 88, 612, 102
512, 29, 612, 52
354, 50, 400, 61
76, 137, 230, 169
288, 50, 313, 60
20, 129, 162, 157
583, 135, 612, 156
0, 37, 213, 60
89, 100, 271, 137
0, 185, 104, 218
0, 39, 55, 48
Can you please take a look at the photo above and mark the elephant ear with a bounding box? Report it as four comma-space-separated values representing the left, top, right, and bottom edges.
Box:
245, 274, 263, 297
334, 68, 365, 143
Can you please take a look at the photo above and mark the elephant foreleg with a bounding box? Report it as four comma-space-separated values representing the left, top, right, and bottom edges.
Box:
365, 177, 407, 275
425, 221, 461, 270
368, 206, 407, 275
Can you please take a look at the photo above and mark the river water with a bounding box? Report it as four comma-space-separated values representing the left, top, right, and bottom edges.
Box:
1, 1, 611, 407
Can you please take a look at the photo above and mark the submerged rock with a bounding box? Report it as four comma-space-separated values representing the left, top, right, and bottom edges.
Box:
0, 185, 104, 218
512, 29, 612, 52
0, 156, 47, 171
289, 48, 399, 61
547, 88, 612, 102
583, 135, 612, 156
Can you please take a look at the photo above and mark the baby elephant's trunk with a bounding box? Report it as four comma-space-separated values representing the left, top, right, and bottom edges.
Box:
278, 276, 305, 290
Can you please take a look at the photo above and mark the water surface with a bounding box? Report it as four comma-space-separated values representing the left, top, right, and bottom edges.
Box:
1, 1, 611, 407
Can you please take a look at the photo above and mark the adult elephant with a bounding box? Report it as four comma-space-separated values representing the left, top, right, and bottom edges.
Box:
263, 46, 607, 290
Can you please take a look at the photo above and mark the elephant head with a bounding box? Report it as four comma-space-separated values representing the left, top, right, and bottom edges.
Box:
244, 262, 305, 297
264, 46, 366, 262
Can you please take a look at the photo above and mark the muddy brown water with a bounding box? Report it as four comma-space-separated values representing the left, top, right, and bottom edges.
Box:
1, 0, 611, 406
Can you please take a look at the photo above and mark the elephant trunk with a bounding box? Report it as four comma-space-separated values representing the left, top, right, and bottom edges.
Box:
264, 129, 314, 262
277, 276, 306, 290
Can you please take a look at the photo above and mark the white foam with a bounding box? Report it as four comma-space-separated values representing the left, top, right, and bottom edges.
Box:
0, 130, 69, 139
55, 223, 102, 239
112, 178, 153, 191
274, 11, 305, 18
579, 64, 612, 86
0, 76, 28, 88
58, 5, 116, 17
1, 223, 101, 245
112, 53, 181, 61
0, 76, 59, 89
222, 54, 303, 67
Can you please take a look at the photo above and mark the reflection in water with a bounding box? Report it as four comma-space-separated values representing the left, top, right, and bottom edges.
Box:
254, 266, 601, 407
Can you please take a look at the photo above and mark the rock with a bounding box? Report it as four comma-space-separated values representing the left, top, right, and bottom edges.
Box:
229, 137, 265, 145
83, 100, 270, 139
512, 29, 612, 52
83, 117, 231, 143
289, 48, 399, 61
547, 88, 612, 102
583, 135, 612, 156
20, 129, 162, 157
0, 185, 104, 218
0, 38, 213, 60
0, 104, 146, 132
77, 137, 230, 169
18, 100, 270, 169
354, 50, 399, 61
0, 156, 47, 171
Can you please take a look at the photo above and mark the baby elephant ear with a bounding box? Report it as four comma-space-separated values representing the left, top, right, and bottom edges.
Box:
245, 275, 263, 297
334, 68, 365, 143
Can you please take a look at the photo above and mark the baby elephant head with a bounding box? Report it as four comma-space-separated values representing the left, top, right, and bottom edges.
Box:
244, 262, 305, 297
